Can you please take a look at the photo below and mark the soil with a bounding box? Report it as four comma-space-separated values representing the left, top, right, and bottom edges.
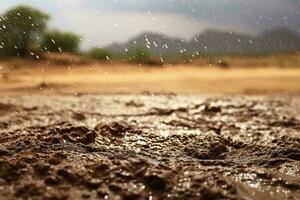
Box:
0, 95, 300, 200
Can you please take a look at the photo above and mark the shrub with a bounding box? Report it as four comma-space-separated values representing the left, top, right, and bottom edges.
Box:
128, 48, 151, 63
208, 56, 230, 68
88, 48, 112, 60
216, 60, 230, 68
127, 48, 161, 65
42, 31, 80, 53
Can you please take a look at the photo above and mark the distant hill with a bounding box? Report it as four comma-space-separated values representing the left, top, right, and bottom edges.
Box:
107, 32, 186, 55
189, 30, 254, 55
106, 27, 300, 55
254, 27, 300, 54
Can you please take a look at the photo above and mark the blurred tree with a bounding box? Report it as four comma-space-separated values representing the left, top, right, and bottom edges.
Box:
88, 48, 112, 60
42, 31, 80, 53
0, 6, 49, 56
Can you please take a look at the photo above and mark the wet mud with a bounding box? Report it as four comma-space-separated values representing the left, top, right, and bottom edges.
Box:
0, 95, 300, 199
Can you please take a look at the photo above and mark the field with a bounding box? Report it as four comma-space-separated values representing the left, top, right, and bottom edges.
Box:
0, 54, 300, 199
0, 53, 300, 95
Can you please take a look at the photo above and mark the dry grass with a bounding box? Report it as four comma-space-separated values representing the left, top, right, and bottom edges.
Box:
0, 53, 300, 95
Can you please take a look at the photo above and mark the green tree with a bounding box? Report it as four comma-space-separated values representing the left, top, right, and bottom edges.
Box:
88, 48, 112, 60
42, 31, 80, 53
0, 6, 49, 56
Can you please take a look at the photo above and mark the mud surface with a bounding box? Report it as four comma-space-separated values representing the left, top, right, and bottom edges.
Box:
0, 95, 300, 200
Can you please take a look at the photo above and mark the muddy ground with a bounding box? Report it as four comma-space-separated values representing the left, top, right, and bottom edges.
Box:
0, 95, 300, 200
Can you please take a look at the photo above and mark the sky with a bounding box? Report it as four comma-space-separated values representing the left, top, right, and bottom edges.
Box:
0, 0, 300, 49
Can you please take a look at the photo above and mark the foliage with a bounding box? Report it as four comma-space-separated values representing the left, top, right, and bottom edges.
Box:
88, 48, 112, 60
126, 48, 164, 65
127, 48, 153, 64
0, 6, 49, 57
42, 31, 80, 53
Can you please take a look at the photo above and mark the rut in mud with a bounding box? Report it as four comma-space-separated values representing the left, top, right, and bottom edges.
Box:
0, 95, 300, 199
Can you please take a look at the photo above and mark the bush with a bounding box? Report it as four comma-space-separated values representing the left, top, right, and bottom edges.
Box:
127, 48, 161, 65
216, 60, 230, 68
42, 31, 80, 53
208, 56, 230, 68
88, 48, 112, 60
0, 6, 49, 57
128, 48, 151, 63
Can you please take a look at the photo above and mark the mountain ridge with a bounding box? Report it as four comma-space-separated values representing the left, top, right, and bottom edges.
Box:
106, 27, 300, 55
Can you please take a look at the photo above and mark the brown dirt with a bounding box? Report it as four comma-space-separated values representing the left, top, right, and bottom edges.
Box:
0, 95, 300, 199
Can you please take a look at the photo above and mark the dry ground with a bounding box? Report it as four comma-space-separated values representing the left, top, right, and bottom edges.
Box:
0, 53, 300, 95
